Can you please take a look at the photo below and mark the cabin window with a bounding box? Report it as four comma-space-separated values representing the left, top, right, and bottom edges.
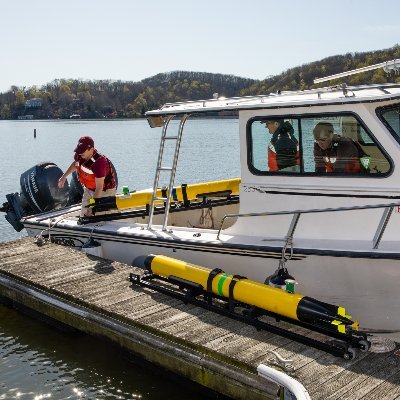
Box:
249, 114, 390, 175
377, 103, 400, 144
249, 118, 301, 173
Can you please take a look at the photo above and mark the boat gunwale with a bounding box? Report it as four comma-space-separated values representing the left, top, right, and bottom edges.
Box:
22, 219, 400, 260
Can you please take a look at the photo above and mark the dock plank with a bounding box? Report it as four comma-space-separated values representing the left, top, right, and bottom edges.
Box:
320, 352, 398, 399
332, 354, 400, 400
0, 237, 399, 400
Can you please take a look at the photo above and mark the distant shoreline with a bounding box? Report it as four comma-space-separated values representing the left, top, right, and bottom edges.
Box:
0, 115, 239, 122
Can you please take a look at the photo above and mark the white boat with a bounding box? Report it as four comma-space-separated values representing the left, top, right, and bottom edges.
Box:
3, 60, 400, 341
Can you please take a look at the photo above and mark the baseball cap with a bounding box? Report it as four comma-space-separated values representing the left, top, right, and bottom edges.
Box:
74, 136, 94, 155
260, 118, 283, 125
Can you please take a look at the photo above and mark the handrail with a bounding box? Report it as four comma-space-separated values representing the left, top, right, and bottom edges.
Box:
146, 83, 400, 116
314, 59, 400, 84
147, 115, 174, 229
162, 114, 189, 231
216, 201, 400, 246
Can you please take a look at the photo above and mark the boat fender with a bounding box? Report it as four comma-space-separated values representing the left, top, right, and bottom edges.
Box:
81, 237, 103, 258
266, 267, 295, 290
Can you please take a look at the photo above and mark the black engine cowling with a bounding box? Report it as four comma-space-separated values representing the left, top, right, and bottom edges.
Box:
2, 160, 118, 232
20, 162, 70, 214
1, 162, 82, 232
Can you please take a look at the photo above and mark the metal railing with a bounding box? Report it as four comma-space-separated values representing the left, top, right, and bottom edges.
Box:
216, 201, 399, 249
147, 114, 189, 231
145, 83, 400, 116
314, 59, 400, 84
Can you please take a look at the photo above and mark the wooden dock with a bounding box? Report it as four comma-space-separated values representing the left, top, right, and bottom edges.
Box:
0, 237, 399, 400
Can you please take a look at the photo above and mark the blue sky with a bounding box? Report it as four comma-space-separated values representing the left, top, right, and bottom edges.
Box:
1, 0, 399, 93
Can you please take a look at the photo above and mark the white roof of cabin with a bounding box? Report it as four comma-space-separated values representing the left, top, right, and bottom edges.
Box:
146, 84, 400, 116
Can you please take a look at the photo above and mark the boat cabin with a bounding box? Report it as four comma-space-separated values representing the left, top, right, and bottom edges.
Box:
146, 83, 400, 252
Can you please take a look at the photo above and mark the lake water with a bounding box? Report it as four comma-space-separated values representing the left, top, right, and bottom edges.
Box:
0, 119, 240, 400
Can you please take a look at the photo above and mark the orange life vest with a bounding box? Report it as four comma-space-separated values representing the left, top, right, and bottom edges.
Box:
76, 152, 116, 191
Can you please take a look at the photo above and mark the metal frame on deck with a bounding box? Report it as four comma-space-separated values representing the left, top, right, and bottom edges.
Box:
217, 202, 400, 249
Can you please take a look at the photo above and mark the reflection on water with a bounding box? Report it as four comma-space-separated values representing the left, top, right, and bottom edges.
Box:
0, 304, 204, 400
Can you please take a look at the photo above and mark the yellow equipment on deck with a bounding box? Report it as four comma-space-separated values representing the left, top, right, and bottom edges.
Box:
144, 254, 359, 334
90, 178, 240, 211
130, 254, 370, 358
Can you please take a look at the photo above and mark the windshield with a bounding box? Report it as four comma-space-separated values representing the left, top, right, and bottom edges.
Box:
248, 113, 391, 176
378, 103, 400, 143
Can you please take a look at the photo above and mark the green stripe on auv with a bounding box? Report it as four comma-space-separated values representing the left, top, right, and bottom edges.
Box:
218, 274, 230, 296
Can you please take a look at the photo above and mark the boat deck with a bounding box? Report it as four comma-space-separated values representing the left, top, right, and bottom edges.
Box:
0, 237, 399, 400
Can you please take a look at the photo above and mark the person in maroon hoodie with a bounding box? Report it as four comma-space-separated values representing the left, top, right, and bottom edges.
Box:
313, 122, 363, 173
58, 136, 117, 216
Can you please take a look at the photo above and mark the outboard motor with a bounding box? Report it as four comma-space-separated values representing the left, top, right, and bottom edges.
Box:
1, 162, 71, 232
1, 160, 118, 232
20, 162, 70, 214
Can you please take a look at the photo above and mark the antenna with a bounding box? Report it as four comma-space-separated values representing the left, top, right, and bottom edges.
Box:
314, 59, 400, 84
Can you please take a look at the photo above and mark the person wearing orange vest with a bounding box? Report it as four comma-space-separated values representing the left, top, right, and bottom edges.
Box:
264, 119, 300, 172
58, 136, 117, 216
313, 122, 363, 173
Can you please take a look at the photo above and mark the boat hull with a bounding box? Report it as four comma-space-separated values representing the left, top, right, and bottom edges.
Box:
24, 220, 400, 341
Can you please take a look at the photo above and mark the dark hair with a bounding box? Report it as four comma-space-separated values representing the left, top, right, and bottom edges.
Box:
260, 118, 283, 125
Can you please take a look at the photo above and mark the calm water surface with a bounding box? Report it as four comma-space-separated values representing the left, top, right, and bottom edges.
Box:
0, 119, 240, 399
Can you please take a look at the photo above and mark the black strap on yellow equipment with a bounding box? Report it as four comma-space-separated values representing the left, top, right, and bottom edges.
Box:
206, 268, 223, 304
181, 184, 190, 207
228, 275, 247, 312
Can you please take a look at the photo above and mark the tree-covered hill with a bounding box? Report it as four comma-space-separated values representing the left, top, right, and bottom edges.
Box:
0, 71, 256, 120
0, 45, 399, 120
241, 45, 400, 95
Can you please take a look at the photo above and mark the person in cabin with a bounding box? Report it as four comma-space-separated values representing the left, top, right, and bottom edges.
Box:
57, 136, 117, 216
313, 122, 366, 173
263, 119, 300, 172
